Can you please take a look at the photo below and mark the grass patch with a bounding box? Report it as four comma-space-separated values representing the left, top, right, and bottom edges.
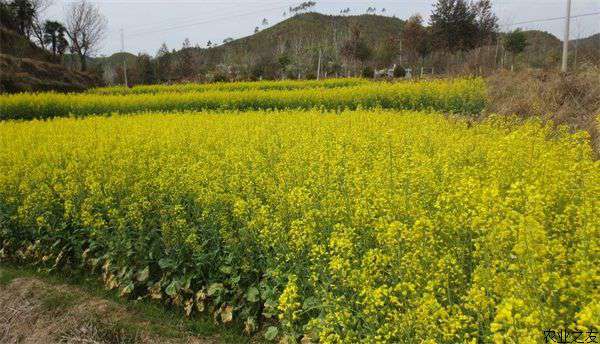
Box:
0, 268, 18, 286
39, 290, 78, 311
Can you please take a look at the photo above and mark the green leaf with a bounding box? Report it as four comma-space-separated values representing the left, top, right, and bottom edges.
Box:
220, 265, 233, 274
246, 286, 259, 302
229, 275, 240, 285
264, 326, 278, 341
207, 283, 223, 296
182, 275, 192, 290
136, 266, 150, 282
302, 296, 320, 311
165, 280, 180, 297
158, 258, 177, 269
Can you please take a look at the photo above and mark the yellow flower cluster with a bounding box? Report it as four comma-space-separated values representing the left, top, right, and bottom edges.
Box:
0, 110, 597, 343
0, 78, 485, 120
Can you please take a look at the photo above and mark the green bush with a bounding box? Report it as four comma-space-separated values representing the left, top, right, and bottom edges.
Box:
393, 65, 406, 78
361, 66, 374, 78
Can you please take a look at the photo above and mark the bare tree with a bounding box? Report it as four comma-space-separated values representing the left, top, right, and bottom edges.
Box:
65, 0, 107, 71
30, 0, 54, 47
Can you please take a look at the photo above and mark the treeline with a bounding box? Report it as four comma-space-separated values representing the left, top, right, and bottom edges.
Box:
4, 0, 596, 87
102, 0, 579, 86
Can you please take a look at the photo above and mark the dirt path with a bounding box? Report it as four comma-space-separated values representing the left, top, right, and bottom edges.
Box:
0, 271, 221, 344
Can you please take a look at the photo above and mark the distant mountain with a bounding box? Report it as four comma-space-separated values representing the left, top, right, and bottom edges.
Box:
91, 52, 139, 67
515, 30, 599, 68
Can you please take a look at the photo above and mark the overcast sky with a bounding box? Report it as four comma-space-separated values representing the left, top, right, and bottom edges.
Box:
43, 0, 600, 56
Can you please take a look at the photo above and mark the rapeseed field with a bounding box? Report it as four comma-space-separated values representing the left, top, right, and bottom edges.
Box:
0, 109, 597, 343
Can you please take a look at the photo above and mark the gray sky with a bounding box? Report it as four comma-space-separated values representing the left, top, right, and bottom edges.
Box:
44, 0, 600, 56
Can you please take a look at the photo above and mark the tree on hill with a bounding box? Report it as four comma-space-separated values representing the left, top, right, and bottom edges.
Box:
473, 0, 498, 45
155, 42, 172, 82
0, 0, 35, 35
65, 0, 107, 71
401, 14, 431, 65
0, 0, 70, 57
43, 20, 68, 56
137, 53, 156, 84
29, 0, 53, 47
375, 34, 400, 67
503, 28, 528, 70
340, 26, 372, 74
430, 0, 497, 52
178, 38, 197, 78
289, 1, 316, 15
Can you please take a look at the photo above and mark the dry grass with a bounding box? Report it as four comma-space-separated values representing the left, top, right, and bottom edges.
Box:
0, 276, 217, 344
486, 66, 600, 153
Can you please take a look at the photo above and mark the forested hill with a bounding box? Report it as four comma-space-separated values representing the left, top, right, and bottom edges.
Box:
97, 12, 599, 84
170, 13, 406, 80
200, 12, 405, 65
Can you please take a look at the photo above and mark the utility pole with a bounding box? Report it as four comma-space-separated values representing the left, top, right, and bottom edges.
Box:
316, 49, 322, 80
121, 28, 128, 87
561, 0, 571, 73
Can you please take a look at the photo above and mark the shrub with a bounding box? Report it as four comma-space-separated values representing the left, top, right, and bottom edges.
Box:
393, 65, 406, 78
361, 66, 374, 78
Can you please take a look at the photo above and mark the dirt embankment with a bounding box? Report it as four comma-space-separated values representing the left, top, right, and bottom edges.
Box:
0, 271, 218, 344
0, 28, 100, 93
0, 53, 99, 93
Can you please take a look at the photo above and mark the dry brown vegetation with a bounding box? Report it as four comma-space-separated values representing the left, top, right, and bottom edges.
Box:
0, 273, 218, 344
486, 67, 600, 153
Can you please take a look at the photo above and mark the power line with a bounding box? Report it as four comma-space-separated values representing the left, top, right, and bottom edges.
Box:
127, 5, 288, 37
127, 9, 600, 38
502, 11, 599, 27
130, 2, 279, 35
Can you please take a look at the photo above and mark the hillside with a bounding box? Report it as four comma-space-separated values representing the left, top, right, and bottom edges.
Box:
513, 30, 599, 68
191, 13, 405, 78
0, 53, 99, 92
572, 33, 600, 65
88, 52, 138, 68
0, 27, 55, 62
0, 28, 99, 93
